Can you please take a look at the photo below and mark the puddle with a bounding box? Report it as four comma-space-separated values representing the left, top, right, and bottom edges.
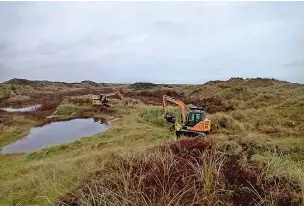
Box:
1, 118, 111, 154
1, 104, 41, 112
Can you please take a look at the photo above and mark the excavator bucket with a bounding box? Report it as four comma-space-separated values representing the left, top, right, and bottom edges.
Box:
164, 113, 176, 123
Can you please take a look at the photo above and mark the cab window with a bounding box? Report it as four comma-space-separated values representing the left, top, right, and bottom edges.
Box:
187, 112, 203, 127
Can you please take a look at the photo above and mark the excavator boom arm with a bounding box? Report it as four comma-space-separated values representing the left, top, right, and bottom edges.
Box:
105, 91, 124, 100
163, 95, 187, 124
116, 91, 124, 100
93, 90, 124, 106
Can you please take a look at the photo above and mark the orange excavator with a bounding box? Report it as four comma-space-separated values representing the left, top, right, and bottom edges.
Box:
163, 95, 211, 136
92, 90, 125, 108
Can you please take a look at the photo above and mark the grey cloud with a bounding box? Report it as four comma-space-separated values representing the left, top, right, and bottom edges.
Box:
282, 60, 304, 68
152, 21, 189, 38
0, 1, 303, 83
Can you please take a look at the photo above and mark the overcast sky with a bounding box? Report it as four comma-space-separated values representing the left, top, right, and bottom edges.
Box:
0, 2, 303, 84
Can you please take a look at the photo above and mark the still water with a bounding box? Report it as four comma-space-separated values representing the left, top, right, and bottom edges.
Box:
1, 104, 41, 112
1, 118, 111, 154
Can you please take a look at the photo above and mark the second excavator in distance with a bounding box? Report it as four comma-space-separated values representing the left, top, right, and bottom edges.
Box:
163, 95, 211, 136
92, 90, 125, 108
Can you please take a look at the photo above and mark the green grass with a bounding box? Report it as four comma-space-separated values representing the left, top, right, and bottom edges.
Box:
209, 112, 246, 134
139, 106, 182, 126
208, 104, 303, 138
54, 138, 302, 205
0, 85, 11, 99
54, 104, 78, 115
0, 78, 303, 205
0, 104, 173, 205
0, 116, 37, 148
139, 106, 167, 126
252, 152, 303, 183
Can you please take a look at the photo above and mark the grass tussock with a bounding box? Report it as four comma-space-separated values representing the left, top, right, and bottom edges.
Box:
0, 77, 303, 205
209, 105, 303, 137
209, 112, 246, 134
56, 138, 302, 206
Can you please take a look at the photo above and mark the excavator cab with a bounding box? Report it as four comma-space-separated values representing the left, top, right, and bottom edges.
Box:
92, 95, 102, 105
186, 107, 205, 127
162, 95, 211, 136
184, 107, 210, 135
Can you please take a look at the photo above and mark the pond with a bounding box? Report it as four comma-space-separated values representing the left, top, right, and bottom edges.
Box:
1, 104, 41, 112
1, 118, 111, 154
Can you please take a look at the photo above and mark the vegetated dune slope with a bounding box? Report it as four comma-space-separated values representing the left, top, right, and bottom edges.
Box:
123, 78, 304, 138
0, 77, 303, 205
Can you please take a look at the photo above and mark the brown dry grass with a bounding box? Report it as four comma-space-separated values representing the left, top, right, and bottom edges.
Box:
123, 89, 182, 105
123, 90, 235, 114
0, 77, 303, 205
56, 138, 302, 206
